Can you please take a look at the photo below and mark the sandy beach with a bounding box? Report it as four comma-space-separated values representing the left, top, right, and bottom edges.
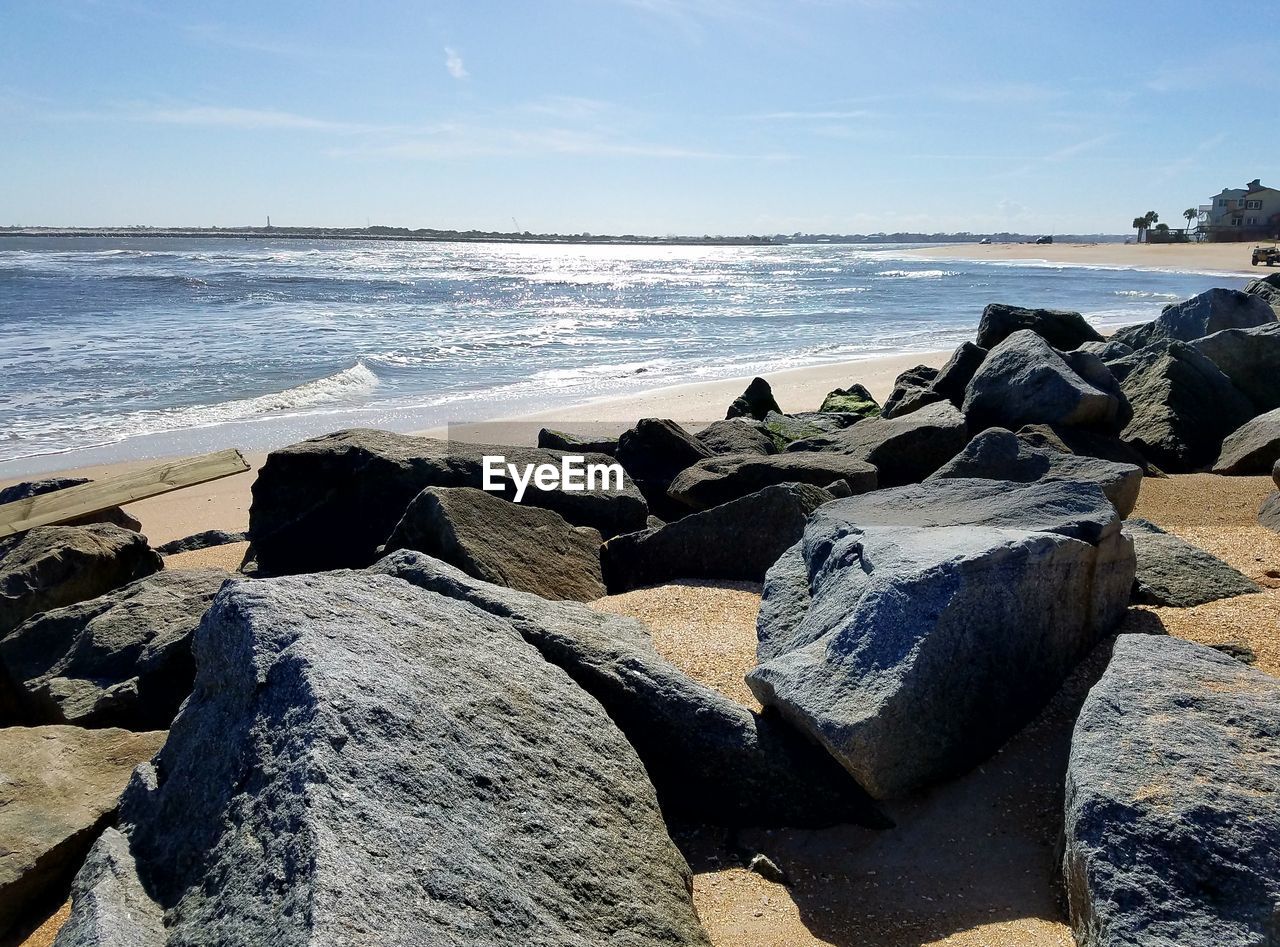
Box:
910, 241, 1269, 277
590, 472, 1280, 947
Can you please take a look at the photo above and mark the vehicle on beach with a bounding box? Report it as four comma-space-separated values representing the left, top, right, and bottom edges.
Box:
979, 237, 992, 244
1252, 245, 1280, 266
1034, 235, 1054, 245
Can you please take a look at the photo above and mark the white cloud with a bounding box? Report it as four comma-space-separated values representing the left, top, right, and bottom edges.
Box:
445, 47, 468, 80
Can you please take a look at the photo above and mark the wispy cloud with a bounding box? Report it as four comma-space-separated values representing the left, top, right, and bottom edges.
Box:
1043, 133, 1116, 162
445, 47, 468, 80
78, 104, 391, 134
333, 125, 790, 161
182, 23, 328, 59
747, 109, 876, 121
934, 81, 1063, 106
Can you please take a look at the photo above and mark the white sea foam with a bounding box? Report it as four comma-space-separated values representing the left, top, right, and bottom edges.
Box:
875, 269, 957, 279
2, 362, 379, 462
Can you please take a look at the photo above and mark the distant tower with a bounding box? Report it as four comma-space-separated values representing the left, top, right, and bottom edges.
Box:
266, 215, 272, 230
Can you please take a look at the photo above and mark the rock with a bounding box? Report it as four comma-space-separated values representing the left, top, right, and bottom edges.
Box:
1075, 339, 1134, 362
929, 342, 987, 405
726, 376, 782, 420
536, 428, 618, 455
61, 571, 711, 947
0, 525, 162, 641
759, 411, 860, 448
601, 483, 833, 593
384, 486, 604, 602
50, 826, 165, 947
880, 365, 942, 418
0, 479, 140, 534
154, 529, 247, 556
0, 726, 165, 938
746, 854, 789, 886
928, 428, 1142, 517
963, 330, 1123, 431
616, 419, 713, 520
1148, 287, 1277, 342
372, 552, 886, 828
0, 478, 91, 505
818, 384, 880, 418
786, 401, 969, 487
695, 418, 776, 456
1246, 272, 1280, 307
1262, 490, 1280, 533
1214, 407, 1280, 474
668, 453, 877, 511
1123, 518, 1260, 607
748, 478, 1133, 798
1117, 341, 1256, 472
1063, 634, 1280, 947
974, 303, 1104, 351
1109, 320, 1156, 351
1192, 322, 1280, 412
1016, 424, 1165, 477
0, 570, 227, 729
1060, 348, 1133, 428
246, 429, 647, 574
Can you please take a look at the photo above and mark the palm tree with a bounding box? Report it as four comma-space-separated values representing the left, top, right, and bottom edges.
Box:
1133, 216, 1148, 242
1183, 207, 1198, 232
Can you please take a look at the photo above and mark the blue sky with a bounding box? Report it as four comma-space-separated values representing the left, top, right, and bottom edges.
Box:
2, 0, 1275, 234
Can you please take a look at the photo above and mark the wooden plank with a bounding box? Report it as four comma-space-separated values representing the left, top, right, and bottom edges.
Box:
0, 448, 250, 538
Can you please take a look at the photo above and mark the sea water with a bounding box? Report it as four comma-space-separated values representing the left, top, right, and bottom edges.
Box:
0, 236, 1245, 476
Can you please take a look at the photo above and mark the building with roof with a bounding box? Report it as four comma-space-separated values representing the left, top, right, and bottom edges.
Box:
1201, 179, 1280, 242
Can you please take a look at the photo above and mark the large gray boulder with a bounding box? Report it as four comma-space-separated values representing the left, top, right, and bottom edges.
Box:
1118, 341, 1257, 471
929, 342, 988, 405
694, 418, 776, 456
963, 330, 1123, 431
748, 478, 1134, 799
1214, 407, 1280, 474
246, 429, 647, 574
668, 452, 877, 511
880, 365, 942, 419
56, 572, 711, 947
601, 483, 833, 592
0, 726, 165, 939
1246, 272, 1280, 309
726, 376, 782, 420
1063, 634, 1280, 947
0, 525, 162, 641
1017, 423, 1163, 476
1149, 287, 1277, 342
928, 427, 1142, 517
785, 401, 969, 487
384, 486, 604, 602
1122, 518, 1260, 607
1193, 322, 1280, 412
817, 383, 880, 418
975, 303, 1104, 351
536, 428, 618, 455
1075, 339, 1134, 363
1261, 490, 1280, 533
373, 551, 884, 828
616, 418, 713, 520
0, 570, 227, 729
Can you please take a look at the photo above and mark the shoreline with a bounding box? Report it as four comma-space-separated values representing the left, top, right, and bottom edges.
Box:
907, 240, 1266, 277
0, 350, 949, 545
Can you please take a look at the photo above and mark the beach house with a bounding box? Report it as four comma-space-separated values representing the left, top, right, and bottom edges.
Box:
1201, 178, 1280, 241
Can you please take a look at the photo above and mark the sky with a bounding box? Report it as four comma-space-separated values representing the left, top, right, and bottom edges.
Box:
1, 0, 1276, 235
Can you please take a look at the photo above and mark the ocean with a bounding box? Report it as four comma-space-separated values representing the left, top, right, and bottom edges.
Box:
0, 236, 1246, 477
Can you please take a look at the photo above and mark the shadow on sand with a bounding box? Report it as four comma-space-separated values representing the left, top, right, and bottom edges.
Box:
677, 616, 1171, 947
